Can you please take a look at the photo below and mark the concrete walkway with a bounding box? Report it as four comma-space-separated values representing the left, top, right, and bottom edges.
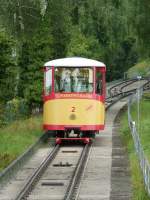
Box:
77, 100, 131, 200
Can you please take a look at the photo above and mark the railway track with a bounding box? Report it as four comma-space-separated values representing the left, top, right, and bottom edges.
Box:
107, 78, 137, 97
16, 144, 59, 199
0, 143, 91, 200
25, 144, 91, 200
0, 78, 150, 200
106, 78, 150, 108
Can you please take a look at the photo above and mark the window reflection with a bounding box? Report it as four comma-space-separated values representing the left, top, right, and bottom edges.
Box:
55, 67, 93, 93
45, 68, 52, 95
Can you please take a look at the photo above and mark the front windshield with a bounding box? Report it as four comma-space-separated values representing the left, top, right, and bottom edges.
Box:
54, 67, 93, 93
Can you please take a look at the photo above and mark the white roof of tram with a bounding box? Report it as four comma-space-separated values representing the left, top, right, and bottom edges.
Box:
44, 57, 106, 68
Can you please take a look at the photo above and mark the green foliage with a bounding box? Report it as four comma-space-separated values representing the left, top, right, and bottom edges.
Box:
45, 0, 71, 58
4, 98, 29, 124
131, 0, 150, 57
0, 31, 17, 102
67, 27, 103, 59
0, 0, 149, 107
129, 100, 150, 162
18, 28, 54, 107
0, 102, 5, 127
143, 92, 150, 101
120, 106, 150, 199
0, 115, 42, 171
109, 37, 138, 80
0, 0, 42, 41
127, 59, 150, 78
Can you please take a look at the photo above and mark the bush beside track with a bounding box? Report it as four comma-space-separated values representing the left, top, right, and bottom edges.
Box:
120, 96, 150, 199
0, 115, 42, 172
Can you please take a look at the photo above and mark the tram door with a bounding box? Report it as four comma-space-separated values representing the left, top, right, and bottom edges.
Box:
96, 68, 105, 98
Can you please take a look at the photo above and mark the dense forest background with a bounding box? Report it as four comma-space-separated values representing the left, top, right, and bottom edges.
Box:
0, 0, 150, 110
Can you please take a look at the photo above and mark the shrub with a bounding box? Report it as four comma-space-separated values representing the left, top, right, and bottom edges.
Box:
4, 98, 29, 124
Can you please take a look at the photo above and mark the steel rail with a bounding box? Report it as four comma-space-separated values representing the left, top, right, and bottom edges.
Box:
64, 143, 91, 200
107, 78, 137, 97
119, 79, 139, 93
106, 78, 148, 101
15, 144, 60, 200
106, 79, 150, 109
74, 143, 93, 200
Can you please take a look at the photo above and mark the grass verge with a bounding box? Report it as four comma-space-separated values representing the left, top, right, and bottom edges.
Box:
0, 115, 43, 172
127, 58, 150, 78
130, 95, 150, 161
120, 97, 150, 199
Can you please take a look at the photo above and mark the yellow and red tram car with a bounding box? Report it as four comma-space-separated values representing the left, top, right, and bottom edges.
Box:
43, 57, 106, 138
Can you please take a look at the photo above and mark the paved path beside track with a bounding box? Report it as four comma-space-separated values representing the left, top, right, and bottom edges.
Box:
77, 99, 131, 200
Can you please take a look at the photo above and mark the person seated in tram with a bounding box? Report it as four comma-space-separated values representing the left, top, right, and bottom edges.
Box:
72, 68, 81, 92
71, 68, 93, 93
60, 68, 71, 92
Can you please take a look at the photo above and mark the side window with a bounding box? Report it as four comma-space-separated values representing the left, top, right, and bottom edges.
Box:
45, 67, 52, 95
96, 69, 102, 95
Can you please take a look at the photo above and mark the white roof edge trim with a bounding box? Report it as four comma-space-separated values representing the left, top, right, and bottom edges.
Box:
44, 57, 106, 67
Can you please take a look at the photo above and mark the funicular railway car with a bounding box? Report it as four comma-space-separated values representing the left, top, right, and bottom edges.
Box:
43, 57, 106, 143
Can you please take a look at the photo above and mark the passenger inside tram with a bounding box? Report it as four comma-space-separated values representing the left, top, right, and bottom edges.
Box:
96, 70, 102, 95
54, 67, 93, 93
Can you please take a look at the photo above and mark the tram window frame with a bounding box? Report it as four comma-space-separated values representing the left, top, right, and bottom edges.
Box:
44, 67, 52, 96
54, 67, 94, 93
96, 69, 103, 95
